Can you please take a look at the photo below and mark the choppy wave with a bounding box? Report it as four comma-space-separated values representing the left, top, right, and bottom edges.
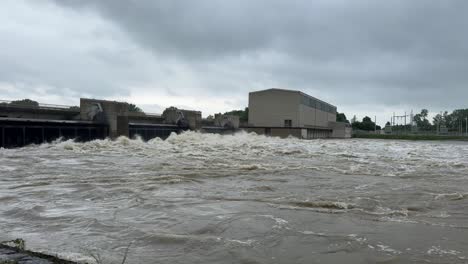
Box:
1, 132, 468, 263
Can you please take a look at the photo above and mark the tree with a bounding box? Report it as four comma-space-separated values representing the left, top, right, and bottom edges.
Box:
127, 103, 143, 113
362, 116, 372, 123
10, 99, 39, 107
223, 107, 249, 122
386, 121, 391, 126
68, 106, 80, 111
336, 112, 349, 123
352, 116, 381, 131
413, 109, 432, 131
440, 109, 468, 132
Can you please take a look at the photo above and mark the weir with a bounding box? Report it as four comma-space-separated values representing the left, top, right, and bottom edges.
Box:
0, 98, 239, 148
0, 118, 107, 148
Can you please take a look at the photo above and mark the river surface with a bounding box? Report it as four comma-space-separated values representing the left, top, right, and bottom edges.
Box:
1, 132, 468, 263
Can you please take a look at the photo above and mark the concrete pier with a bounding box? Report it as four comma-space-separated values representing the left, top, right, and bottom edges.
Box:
0, 98, 217, 148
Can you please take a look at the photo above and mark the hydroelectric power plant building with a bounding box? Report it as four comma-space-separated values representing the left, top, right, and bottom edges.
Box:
0, 89, 350, 148
248, 88, 351, 139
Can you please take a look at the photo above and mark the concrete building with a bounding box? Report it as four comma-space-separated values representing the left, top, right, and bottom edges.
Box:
248, 88, 349, 139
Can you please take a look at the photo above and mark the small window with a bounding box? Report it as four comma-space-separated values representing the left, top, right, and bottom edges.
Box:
284, 119, 292, 127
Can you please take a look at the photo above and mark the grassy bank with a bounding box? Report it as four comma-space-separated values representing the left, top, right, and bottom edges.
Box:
353, 134, 468, 141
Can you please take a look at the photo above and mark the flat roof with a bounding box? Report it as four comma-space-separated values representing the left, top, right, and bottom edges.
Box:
249, 88, 336, 109
0, 117, 102, 125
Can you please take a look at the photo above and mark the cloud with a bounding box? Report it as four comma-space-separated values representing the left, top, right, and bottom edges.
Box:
1, 0, 468, 122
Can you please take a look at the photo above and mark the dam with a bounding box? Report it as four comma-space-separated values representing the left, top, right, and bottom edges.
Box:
0, 98, 239, 148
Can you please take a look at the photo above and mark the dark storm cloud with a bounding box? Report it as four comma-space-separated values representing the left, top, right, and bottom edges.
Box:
2, 0, 468, 118
50, 0, 468, 109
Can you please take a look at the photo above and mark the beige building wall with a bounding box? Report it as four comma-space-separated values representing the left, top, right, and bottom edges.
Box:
298, 105, 316, 127
317, 109, 328, 128
329, 122, 352, 138
248, 89, 339, 139
298, 105, 337, 128
270, 128, 302, 138
248, 90, 300, 127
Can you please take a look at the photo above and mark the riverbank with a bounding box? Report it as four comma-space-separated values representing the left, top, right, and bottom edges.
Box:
0, 243, 76, 264
353, 133, 468, 141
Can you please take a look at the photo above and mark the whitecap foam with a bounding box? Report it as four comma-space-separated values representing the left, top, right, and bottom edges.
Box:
427, 246, 461, 256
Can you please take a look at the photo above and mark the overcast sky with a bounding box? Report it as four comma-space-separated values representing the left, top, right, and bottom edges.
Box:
1, 0, 468, 124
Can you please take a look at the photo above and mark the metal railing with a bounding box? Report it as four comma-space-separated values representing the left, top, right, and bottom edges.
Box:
0, 100, 80, 112
0, 99, 163, 116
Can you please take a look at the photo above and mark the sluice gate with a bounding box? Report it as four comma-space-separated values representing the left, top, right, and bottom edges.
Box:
0, 118, 107, 148
129, 123, 181, 141
0, 98, 241, 148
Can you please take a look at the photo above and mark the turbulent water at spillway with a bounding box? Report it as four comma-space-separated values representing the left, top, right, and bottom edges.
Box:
1, 132, 468, 263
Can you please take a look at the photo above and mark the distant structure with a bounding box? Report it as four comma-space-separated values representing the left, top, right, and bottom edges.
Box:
247, 88, 351, 139
0, 98, 225, 148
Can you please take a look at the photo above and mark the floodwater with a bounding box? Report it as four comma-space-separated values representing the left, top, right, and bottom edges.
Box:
1, 132, 468, 264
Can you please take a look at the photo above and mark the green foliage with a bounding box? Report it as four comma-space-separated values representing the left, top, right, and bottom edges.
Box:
9, 99, 39, 107
1, 238, 25, 250
352, 116, 381, 131
223, 107, 249, 122
127, 103, 143, 113
336, 112, 349, 123
442, 109, 468, 131
68, 106, 80, 111
354, 134, 468, 141
411, 108, 468, 132
413, 109, 432, 131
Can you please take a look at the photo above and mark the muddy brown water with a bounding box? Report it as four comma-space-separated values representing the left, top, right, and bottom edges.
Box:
1, 132, 468, 263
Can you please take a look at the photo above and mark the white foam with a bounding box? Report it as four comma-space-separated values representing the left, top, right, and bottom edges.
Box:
376, 244, 401, 254
259, 215, 289, 229
427, 246, 461, 256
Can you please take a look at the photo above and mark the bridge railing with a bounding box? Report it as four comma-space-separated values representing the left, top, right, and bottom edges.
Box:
0, 100, 80, 112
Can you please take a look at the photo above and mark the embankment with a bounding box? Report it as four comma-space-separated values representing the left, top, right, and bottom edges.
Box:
353, 134, 468, 141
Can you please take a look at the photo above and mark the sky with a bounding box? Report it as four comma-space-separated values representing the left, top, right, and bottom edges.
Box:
1, 0, 468, 125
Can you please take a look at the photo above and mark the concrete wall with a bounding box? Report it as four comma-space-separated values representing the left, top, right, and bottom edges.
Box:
271, 128, 302, 138
247, 127, 302, 138
183, 110, 202, 130
0, 106, 80, 121
214, 114, 240, 129
80, 98, 128, 138
248, 90, 300, 127
116, 116, 129, 138
162, 107, 202, 130
298, 106, 334, 128
127, 113, 164, 125
298, 105, 316, 127
330, 122, 352, 138
246, 127, 269, 135
306, 128, 332, 139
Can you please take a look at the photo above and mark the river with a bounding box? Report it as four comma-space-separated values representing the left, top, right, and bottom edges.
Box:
1, 132, 468, 263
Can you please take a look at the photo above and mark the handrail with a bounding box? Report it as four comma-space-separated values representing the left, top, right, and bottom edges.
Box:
0, 100, 79, 112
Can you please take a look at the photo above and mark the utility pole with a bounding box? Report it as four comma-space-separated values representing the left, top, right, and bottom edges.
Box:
404, 111, 407, 134
374, 115, 377, 133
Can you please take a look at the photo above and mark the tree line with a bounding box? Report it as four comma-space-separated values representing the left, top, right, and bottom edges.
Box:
337, 108, 468, 132
408, 108, 468, 132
